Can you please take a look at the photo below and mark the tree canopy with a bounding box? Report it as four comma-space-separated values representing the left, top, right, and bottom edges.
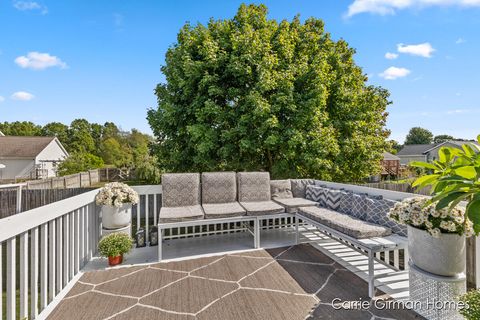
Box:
148, 4, 391, 181
0, 120, 153, 175
433, 134, 454, 144
404, 127, 434, 145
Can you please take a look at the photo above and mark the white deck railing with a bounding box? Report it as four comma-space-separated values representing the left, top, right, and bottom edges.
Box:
0, 181, 478, 319
0, 185, 162, 320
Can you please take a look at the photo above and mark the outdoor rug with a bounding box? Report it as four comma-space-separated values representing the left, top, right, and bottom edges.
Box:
47, 243, 423, 320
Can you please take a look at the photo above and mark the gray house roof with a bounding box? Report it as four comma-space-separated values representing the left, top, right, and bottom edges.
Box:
397, 144, 437, 156
398, 140, 479, 156
0, 136, 58, 158
383, 152, 400, 161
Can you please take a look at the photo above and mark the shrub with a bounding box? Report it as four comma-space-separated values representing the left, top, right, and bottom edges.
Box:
459, 289, 480, 320
98, 233, 133, 258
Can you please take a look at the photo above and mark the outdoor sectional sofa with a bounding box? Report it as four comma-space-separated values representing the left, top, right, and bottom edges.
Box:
157, 172, 408, 297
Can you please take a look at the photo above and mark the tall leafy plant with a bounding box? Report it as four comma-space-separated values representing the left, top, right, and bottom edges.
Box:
411, 135, 480, 233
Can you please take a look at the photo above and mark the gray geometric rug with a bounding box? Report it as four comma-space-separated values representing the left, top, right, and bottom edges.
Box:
48, 244, 423, 320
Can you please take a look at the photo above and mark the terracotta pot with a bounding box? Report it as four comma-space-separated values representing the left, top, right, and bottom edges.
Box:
102, 204, 132, 229
108, 255, 123, 266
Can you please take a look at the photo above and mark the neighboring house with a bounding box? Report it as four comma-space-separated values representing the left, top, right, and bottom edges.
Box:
381, 152, 400, 177
0, 136, 69, 181
397, 140, 479, 165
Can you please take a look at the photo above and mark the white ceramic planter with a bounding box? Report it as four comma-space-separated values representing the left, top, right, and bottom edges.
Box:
102, 203, 132, 230
408, 225, 466, 277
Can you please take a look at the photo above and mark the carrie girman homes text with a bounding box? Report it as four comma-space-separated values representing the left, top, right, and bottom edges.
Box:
331, 298, 468, 311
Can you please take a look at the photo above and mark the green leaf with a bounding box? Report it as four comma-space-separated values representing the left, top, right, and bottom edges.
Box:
477, 134, 480, 145
467, 197, 480, 233
462, 144, 475, 157
436, 191, 467, 210
439, 147, 453, 163
410, 161, 439, 171
455, 166, 477, 179
412, 174, 440, 188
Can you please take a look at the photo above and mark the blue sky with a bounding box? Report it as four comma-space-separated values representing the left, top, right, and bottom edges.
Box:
1, 0, 479, 142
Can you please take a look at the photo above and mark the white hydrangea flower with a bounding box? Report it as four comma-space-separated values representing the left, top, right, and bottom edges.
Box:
429, 228, 441, 238
95, 182, 139, 207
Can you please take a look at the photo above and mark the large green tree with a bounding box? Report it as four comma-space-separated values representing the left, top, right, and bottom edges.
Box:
405, 127, 433, 145
0, 121, 42, 136
147, 4, 390, 181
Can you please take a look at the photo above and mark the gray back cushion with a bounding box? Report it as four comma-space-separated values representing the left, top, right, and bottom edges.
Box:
237, 172, 271, 202
365, 197, 407, 237
201, 172, 237, 204
162, 173, 201, 207
291, 179, 315, 198
270, 180, 293, 199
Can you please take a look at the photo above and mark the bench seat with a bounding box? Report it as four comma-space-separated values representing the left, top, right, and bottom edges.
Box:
298, 206, 392, 239
273, 197, 317, 213
240, 201, 285, 216
202, 202, 246, 219
159, 205, 204, 223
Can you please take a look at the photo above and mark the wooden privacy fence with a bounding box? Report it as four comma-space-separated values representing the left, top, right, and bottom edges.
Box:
0, 188, 94, 219
362, 182, 431, 196
26, 169, 101, 190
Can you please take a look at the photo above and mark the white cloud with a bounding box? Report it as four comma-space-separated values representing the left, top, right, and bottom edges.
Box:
113, 13, 124, 30
456, 37, 466, 44
0, 96, 5, 103
11, 91, 35, 101
379, 66, 411, 80
446, 109, 471, 114
346, 0, 480, 17
15, 52, 67, 70
385, 52, 399, 59
397, 43, 435, 58
13, 1, 48, 14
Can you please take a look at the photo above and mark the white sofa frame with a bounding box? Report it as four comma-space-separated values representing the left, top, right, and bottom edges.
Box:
295, 213, 408, 297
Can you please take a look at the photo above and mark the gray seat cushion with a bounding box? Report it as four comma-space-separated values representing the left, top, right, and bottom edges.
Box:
237, 172, 271, 202
273, 197, 317, 213
201, 172, 237, 204
161, 173, 201, 207
298, 206, 392, 239
291, 179, 315, 198
240, 201, 285, 216
159, 205, 204, 223
202, 202, 246, 219
270, 179, 293, 199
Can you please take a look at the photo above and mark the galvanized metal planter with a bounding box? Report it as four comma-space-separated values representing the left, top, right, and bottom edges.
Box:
408, 225, 466, 277
101, 203, 132, 229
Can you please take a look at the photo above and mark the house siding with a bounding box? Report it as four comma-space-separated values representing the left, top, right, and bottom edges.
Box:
0, 159, 35, 180
398, 155, 427, 165
35, 139, 69, 178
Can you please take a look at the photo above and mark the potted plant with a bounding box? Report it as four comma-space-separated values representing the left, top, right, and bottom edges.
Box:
98, 232, 134, 266
411, 135, 480, 233
459, 289, 480, 320
389, 196, 474, 276
96, 182, 139, 229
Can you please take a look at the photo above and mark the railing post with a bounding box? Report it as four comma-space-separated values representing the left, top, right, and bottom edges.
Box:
6, 238, 16, 320
16, 185, 23, 213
